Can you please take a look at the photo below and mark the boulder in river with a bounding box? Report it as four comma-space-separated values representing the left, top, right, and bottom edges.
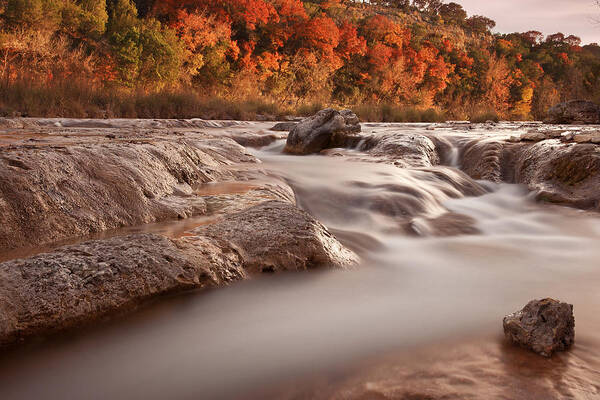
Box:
503, 298, 575, 357
545, 100, 600, 125
284, 108, 361, 154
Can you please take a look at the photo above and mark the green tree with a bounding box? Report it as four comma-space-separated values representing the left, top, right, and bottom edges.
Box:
107, 0, 183, 88
3, 0, 60, 30
439, 2, 467, 26
61, 0, 108, 39
464, 15, 495, 34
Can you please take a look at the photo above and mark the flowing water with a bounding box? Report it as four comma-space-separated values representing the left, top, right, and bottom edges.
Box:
1, 128, 600, 399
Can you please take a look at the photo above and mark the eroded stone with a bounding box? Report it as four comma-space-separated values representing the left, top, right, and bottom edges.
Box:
192, 200, 359, 273
503, 298, 575, 357
284, 109, 361, 154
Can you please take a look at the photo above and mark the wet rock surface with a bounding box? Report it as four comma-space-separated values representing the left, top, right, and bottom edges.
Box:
0, 136, 254, 251
285, 108, 361, 154
0, 233, 245, 346
1, 117, 600, 349
460, 136, 600, 209
259, 337, 600, 400
356, 132, 440, 168
0, 200, 357, 345
0, 118, 361, 345
222, 130, 285, 147
2, 118, 600, 399
503, 298, 575, 357
193, 201, 359, 274
545, 100, 600, 125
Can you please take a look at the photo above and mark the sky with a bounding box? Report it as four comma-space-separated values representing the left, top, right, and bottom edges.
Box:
457, 0, 600, 44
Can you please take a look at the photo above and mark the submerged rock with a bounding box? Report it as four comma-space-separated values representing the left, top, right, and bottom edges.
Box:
357, 133, 440, 168
284, 108, 361, 154
545, 100, 600, 125
503, 298, 575, 357
224, 131, 283, 148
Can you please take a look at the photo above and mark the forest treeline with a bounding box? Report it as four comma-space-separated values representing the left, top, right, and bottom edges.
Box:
1, 0, 599, 120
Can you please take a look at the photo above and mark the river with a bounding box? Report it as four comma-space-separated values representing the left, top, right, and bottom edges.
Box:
1, 125, 599, 399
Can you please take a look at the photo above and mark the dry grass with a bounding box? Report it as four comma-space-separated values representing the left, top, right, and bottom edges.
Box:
1, 81, 454, 122
0, 81, 289, 120
468, 110, 500, 123
353, 103, 446, 122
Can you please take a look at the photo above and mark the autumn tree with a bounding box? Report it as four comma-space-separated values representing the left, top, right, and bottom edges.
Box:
1, 0, 599, 119
3, 0, 60, 30
464, 15, 495, 34
439, 2, 467, 25
61, 0, 109, 39
107, 0, 183, 87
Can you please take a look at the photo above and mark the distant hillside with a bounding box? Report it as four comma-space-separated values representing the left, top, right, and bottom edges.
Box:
0, 0, 599, 120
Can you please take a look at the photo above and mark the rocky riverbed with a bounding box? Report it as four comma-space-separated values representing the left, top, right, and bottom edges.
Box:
0, 117, 599, 399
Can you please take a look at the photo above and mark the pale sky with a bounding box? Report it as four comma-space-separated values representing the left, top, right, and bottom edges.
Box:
457, 0, 600, 44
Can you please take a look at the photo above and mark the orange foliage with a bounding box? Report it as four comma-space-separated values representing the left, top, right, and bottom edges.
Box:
558, 52, 569, 63
442, 39, 453, 53
7, 0, 592, 120
157, 0, 277, 30
271, 0, 307, 21
297, 14, 341, 67
337, 22, 367, 59
173, 10, 232, 51
363, 15, 408, 48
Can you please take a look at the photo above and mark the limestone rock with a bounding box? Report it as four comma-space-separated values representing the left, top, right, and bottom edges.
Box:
284, 108, 361, 154
192, 200, 359, 273
0, 137, 255, 251
357, 133, 440, 168
460, 139, 600, 209
503, 298, 575, 357
545, 100, 600, 125
0, 233, 246, 346
572, 131, 600, 144
520, 131, 548, 142
0, 200, 359, 345
224, 131, 283, 147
